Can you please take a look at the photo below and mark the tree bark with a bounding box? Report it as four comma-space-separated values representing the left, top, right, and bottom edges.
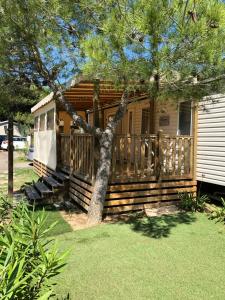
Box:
87, 130, 114, 224
88, 91, 129, 224
8, 116, 13, 196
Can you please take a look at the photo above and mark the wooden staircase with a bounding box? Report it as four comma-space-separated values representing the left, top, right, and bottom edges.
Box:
24, 171, 69, 205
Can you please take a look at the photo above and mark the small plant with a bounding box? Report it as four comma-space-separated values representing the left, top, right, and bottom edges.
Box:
210, 198, 225, 223
0, 193, 13, 226
179, 192, 208, 212
0, 201, 68, 299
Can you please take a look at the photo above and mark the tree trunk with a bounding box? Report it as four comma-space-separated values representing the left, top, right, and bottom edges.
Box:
88, 91, 129, 224
87, 131, 114, 224
8, 116, 13, 196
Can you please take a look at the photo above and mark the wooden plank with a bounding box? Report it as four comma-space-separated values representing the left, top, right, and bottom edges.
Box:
106, 186, 197, 200
104, 203, 144, 214
70, 182, 92, 199
107, 180, 196, 192
25, 186, 42, 201
34, 182, 53, 195
70, 187, 91, 204
70, 175, 93, 192
70, 193, 89, 211
105, 194, 182, 206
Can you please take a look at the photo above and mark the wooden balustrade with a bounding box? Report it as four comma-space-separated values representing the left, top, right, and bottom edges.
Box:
60, 134, 70, 168
60, 130, 194, 183
110, 133, 194, 182
69, 129, 95, 181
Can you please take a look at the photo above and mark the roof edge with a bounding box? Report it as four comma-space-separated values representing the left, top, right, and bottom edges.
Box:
31, 92, 54, 113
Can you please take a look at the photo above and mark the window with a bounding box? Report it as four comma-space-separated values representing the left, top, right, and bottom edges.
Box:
47, 109, 55, 130
178, 101, 192, 135
141, 107, 151, 134
34, 116, 39, 131
39, 114, 46, 131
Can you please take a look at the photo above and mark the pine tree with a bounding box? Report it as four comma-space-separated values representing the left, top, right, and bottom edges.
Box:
0, 0, 224, 222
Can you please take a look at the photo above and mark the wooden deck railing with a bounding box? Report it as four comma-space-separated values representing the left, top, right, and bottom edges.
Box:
69, 129, 95, 181
60, 131, 194, 183
110, 133, 194, 182
60, 134, 70, 168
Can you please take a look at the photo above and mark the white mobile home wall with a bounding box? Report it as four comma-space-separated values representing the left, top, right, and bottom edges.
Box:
197, 94, 225, 186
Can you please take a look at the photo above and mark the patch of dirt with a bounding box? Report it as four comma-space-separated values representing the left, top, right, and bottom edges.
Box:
144, 205, 180, 217
60, 207, 91, 230
60, 204, 182, 230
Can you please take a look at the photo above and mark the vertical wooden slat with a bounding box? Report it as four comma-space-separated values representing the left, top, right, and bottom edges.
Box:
141, 135, 145, 175
177, 137, 182, 176
127, 136, 131, 177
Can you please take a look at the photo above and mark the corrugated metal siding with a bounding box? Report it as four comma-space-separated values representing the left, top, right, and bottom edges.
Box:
197, 95, 225, 186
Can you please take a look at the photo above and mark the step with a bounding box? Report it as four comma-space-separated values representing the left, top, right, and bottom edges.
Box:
34, 182, 53, 196
25, 186, 42, 201
43, 176, 64, 190
53, 171, 69, 183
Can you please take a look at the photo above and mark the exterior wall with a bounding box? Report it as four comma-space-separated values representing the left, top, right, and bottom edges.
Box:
155, 101, 179, 135
33, 101, 57, 170
58, 111, 86, 134
94, 98, 180, 135
197, 94, 225, 186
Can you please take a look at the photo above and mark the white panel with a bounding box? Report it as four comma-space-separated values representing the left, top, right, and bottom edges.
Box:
197, 132, 225, 137
198, 159, 225, 167
197, 150, 225, 157
197, 95, 225, 186
197, 156, 225, 163
198, 111, 225, 120
196, 176, 225, 187
197, 122, 225, 128
34, 131, 57, 170
198, 118, 225, 125
198, 141, 225, 147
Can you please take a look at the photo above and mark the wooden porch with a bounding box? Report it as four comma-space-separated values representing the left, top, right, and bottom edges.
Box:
59, 129, 196, 214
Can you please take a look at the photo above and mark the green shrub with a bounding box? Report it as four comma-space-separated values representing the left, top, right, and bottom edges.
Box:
179, 193, 208, 212
0, 193, 13, 226
210, 198, 225, 223
0, 201, 68, 299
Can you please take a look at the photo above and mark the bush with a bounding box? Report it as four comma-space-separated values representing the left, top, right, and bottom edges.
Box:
210, 198, 225, 223
0, 193, 13, 226
179, 193, 208, 212
0, 201, 68, 299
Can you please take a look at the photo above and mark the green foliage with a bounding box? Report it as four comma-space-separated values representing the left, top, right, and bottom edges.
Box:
210, 198, 225, 223
0, 193, 12, 226
0, 201, 68, 300
81, 0, 225, 99
179, 193, 208, 212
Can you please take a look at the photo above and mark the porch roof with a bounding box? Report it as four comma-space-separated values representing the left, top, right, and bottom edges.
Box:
31, 77, 147, 113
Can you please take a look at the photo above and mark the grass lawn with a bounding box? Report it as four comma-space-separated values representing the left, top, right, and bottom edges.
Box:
33, 207, 73, 237
53, 213, 225, 300
0, 167, 39, 194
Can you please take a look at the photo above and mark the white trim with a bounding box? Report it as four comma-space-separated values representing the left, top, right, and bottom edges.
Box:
31, 92, 54, 113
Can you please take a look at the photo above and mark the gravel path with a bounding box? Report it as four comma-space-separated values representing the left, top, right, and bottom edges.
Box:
0, 150, 32, 174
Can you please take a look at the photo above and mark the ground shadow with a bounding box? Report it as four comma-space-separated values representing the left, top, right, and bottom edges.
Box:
114, 212, 197, 239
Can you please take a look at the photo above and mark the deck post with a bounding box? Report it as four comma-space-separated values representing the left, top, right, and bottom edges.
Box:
69, 127, 74, 175
55, 106, 63, 169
